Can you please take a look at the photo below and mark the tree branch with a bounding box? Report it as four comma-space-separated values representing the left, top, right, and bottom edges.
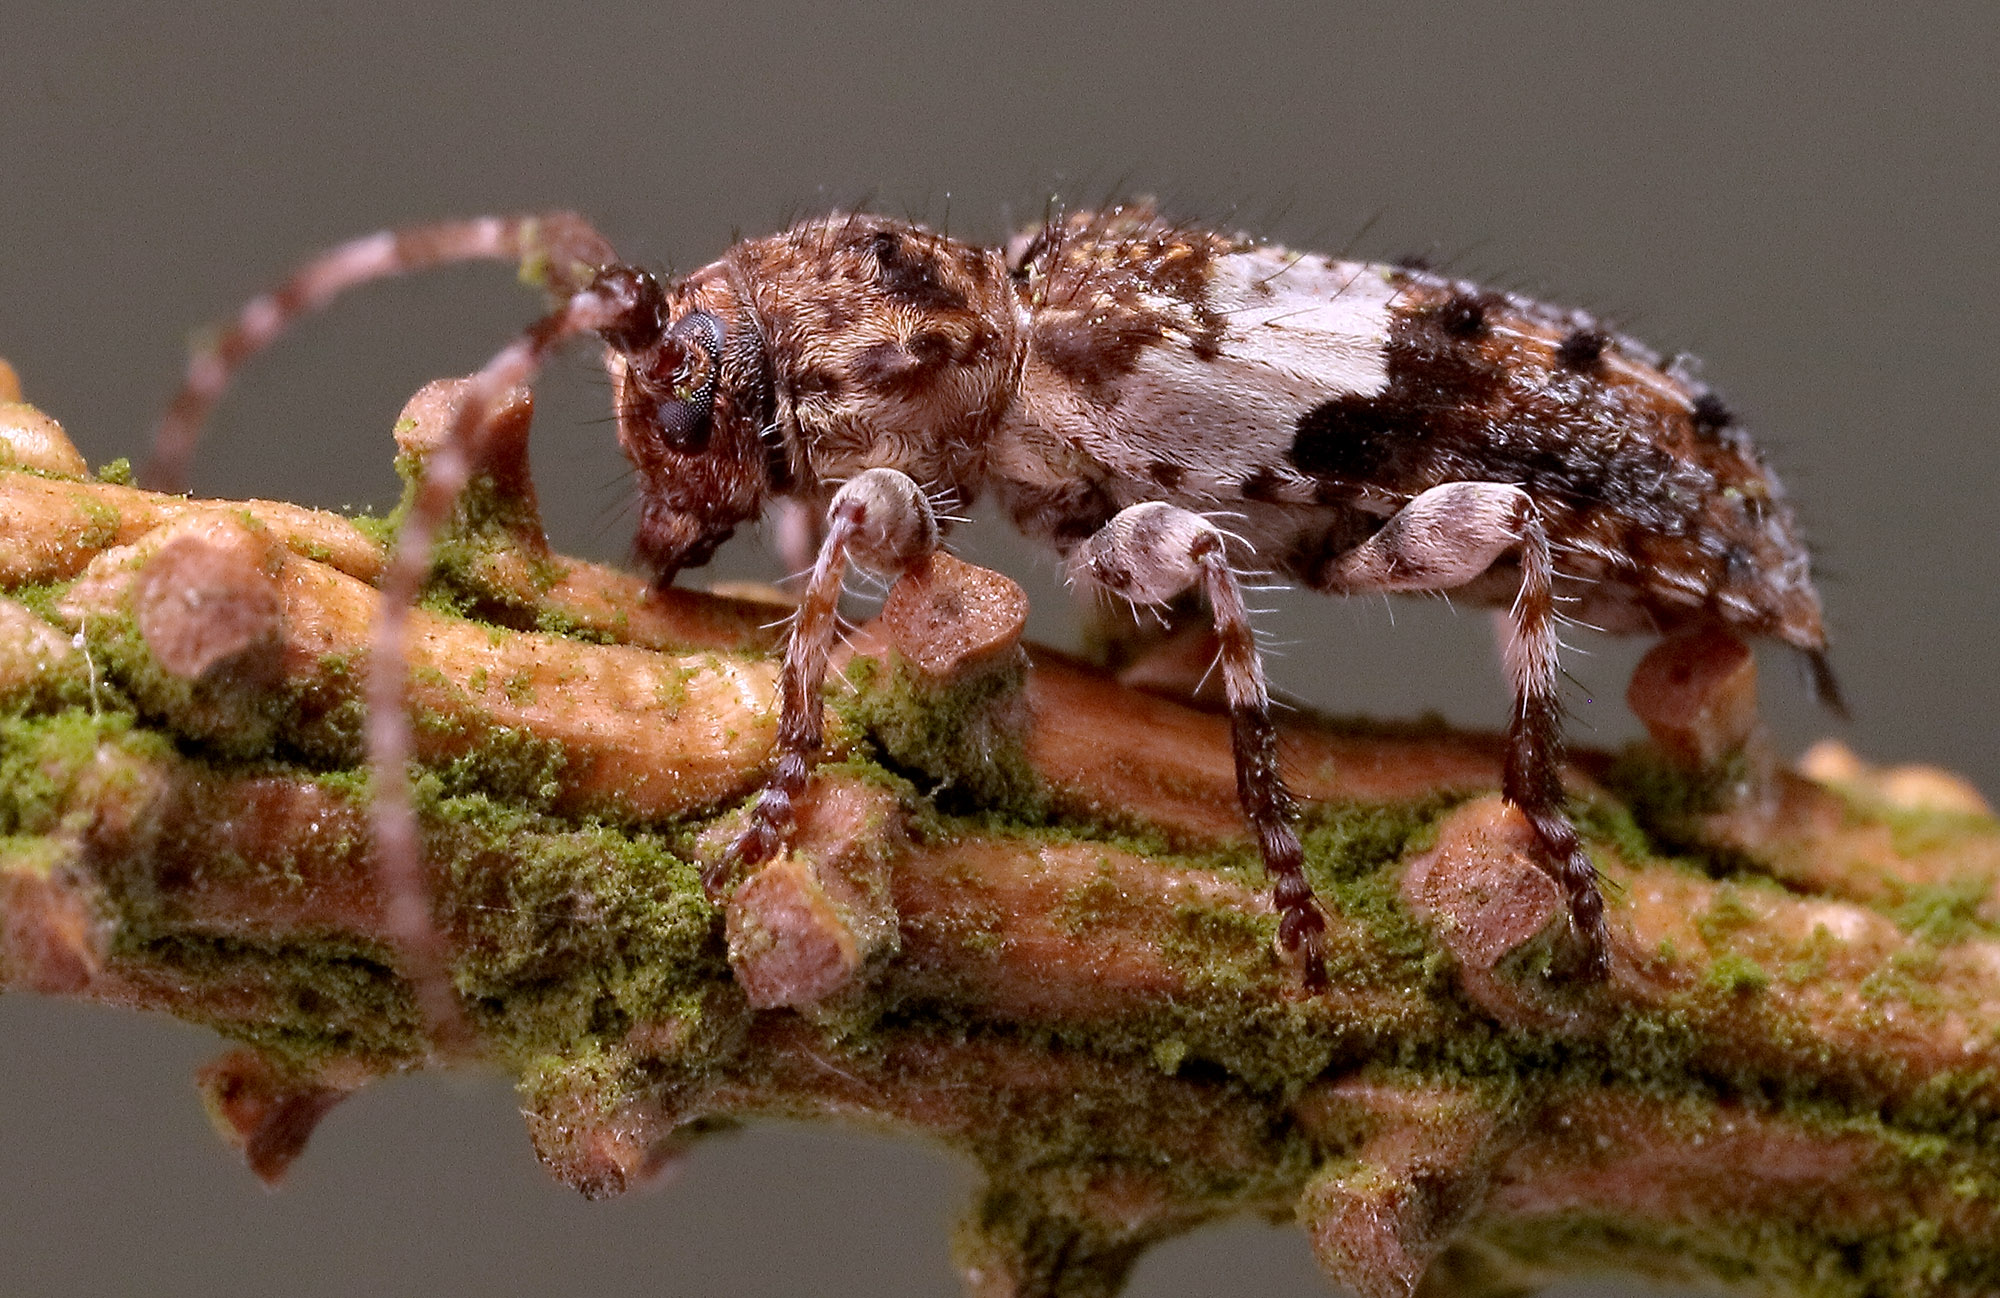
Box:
3, 377, 1997, 1297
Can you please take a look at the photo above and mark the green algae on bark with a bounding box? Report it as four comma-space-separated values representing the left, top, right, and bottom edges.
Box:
5, 406, 2000, 1298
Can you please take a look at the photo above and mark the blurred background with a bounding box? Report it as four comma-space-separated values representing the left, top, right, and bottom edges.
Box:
2, 4, 1994, 1295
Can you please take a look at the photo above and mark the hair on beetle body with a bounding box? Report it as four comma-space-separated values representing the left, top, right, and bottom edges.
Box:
149, 200, 1839, 1002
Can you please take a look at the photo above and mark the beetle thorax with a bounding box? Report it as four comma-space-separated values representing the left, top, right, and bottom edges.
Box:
723, 216, 1025, 503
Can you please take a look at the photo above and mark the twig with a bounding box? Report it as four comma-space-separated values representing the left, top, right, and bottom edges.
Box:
2, 382, 1997, 1298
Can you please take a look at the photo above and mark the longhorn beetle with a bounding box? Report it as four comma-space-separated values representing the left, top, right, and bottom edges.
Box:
148, 204, 1839, 995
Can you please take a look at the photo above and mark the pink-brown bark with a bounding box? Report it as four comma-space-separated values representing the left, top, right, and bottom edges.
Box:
4, 381, 1998, 1297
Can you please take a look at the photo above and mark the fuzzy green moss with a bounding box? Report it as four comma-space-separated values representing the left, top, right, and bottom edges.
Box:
426, 789, 722, 1061
72, 493, 122, 549
428, 726, 570, 810
1015, 795, 1467, 1093
276, 650, 368, 766
74, 599, 287, 759
0, 831, 71, 879
1707, 952, 1773, 995
4, 580, 71, 626
122, 930, 426, 1070
77, 760, 723, 1075
1816, 778, 2000, 863
1441, 1202, 2000, 1298
13, 488, 2000, 1294
347, 510, 398, 550
953, 1184, 1154, 1298
1889, 876, 1999, 945
1877, 802, 2000, 861
834, 651, 1045, 819
412, 461, 566, 605
0, 710, 160, 837
1603, 743, 1757, 864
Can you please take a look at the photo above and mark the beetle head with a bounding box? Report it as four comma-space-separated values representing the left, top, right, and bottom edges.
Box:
601, 269, 777, 581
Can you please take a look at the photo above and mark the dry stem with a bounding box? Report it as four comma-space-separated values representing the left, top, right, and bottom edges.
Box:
3, 383, 1998, 1298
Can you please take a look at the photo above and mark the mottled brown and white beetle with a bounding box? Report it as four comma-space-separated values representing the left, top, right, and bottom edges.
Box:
148, 203, 1838, 994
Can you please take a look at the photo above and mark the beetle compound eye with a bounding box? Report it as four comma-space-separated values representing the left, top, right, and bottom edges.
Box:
670, 336, 714, 405
654, 394, 710, 451
667, 310, 724, 374
653, 310, 725, 451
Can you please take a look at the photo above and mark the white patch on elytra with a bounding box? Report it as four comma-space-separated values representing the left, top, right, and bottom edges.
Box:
1035, 251, 1397, 505
1205, 249, 1396, 397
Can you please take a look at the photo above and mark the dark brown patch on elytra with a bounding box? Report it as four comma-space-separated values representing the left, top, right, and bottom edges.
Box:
1690, 391, 1734, 440
1007, 476, 1119, 545
1238, 466, 1287, 502
1290, 400, 1400, 482
1555, 328, 1608, 371
1281, 512, 1379, 588
1436, 292, 1491, 339
794, 368, 842, 400
1032, 310, 1147, 395
905, 330, 954, 366
956, 320, 1002, 363
1285, 284, 1735, 569
1018, 202, 1231, 398
1289, 304, 1505, 484
850, 338, 946, 394
869, 228, 969, 313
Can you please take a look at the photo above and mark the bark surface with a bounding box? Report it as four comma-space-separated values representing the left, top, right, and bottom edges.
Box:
3, 381, 1998, 1298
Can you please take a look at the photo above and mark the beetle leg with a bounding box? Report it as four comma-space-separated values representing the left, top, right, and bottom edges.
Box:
1069, 503, 1331, 992
714, 468, 939, 897
1324, 481, 1608, 978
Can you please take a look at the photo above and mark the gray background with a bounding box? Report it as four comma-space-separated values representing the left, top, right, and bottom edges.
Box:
2, 3, 1994, 1295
